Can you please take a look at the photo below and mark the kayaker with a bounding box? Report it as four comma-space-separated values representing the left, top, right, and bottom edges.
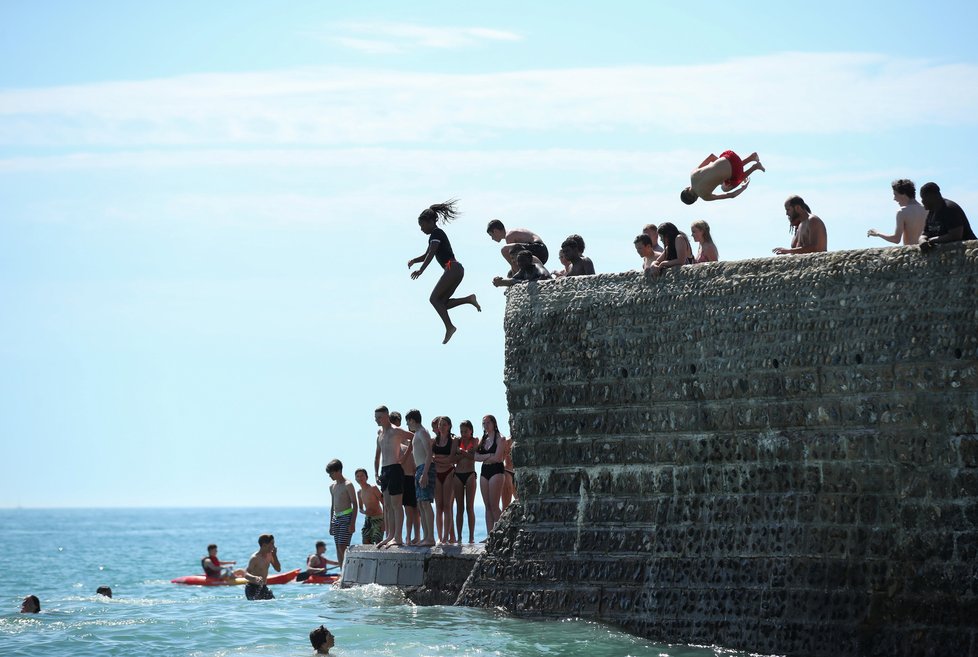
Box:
202, 544, 242, 581
296, 541, 338, 581
243, 534, 281, 600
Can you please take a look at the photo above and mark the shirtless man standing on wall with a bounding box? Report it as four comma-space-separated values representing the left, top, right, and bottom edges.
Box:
773, 195, 828, 255
243, 533, 281, 600
681, 150, 765, 204
373, 405, 415, 548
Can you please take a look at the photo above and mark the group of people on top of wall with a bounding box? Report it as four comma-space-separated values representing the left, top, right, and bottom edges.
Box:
406, 150, 975, 344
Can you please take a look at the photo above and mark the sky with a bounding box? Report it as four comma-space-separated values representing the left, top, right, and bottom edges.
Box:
2, 0, 977, 508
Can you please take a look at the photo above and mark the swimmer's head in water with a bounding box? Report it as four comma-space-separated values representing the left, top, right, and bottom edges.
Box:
20, 595, 40, 614
310, 625, 335, 654
680, 188, 698, 205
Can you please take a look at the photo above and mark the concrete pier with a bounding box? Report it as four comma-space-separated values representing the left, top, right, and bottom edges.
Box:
340, 543, 483, 605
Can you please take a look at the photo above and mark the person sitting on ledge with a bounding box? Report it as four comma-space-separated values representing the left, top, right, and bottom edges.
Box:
868, 178, 927, 246
918, 182, 976, 252
634, 234, 657, 271
681, 150, 765, 204
560, 235, 595, 277
642, 223, 664, 254
691, 220, 719, 263
552, 248, 570, 277
493, 249, 551, 287
649, 222, 694, 277
309, 625, 335, 654
773, 195, 827, 255
20, 595, 40, 614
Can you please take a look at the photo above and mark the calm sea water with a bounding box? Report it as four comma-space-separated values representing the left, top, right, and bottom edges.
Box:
0, 508, 762, 657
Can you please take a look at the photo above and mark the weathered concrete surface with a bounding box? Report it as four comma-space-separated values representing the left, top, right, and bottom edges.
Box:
341, 544, 483, 605
457, 243, 978, 657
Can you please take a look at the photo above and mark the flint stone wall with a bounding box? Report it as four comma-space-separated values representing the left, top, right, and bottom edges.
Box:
457, 244, 978, 657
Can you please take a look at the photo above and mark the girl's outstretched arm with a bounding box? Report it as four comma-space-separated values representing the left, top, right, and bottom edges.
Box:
410, 243, 438, 279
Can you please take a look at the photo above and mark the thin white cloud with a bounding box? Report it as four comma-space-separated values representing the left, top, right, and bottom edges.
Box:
0, 53, 977, 150
324, 21, 522, 53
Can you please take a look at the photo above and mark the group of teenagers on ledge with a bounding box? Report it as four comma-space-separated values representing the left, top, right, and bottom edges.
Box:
405, 149, 975, 345
324, 406, 516, 561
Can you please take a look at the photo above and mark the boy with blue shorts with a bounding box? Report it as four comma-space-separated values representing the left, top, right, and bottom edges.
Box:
406, 409, 436, 547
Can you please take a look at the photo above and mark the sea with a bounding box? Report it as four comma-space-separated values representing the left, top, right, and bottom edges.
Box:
0, 508, 766, 657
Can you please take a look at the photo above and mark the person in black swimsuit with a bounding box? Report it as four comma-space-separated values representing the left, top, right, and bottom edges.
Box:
432, 417, 458, 544
453, 419, 479, 544
475, 414, 507, 534
408, 200, 482, 344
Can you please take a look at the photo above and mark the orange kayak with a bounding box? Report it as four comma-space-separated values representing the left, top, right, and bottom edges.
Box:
171, 568, 300, 586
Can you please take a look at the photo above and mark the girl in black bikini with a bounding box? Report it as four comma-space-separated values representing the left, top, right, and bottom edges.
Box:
432, 416, 458, 545
475, 414, 507, 534
408, 200, 481, 344
453, 419, 479, 544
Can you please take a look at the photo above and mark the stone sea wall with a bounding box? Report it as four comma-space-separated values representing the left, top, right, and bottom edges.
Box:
457, 243, 978, 657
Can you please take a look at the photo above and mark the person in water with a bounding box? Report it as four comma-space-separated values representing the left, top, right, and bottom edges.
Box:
96, 586, 112, 598
20, 595, 40, 613
202, 544, 243, 581
310, 625, 335, 654
681, 150, 765, 204
243, 533, 281, 600
408, 200, 481, 344
326, 459, 357, 566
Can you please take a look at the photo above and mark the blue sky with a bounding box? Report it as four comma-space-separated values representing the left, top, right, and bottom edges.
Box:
2, 1, 977, 507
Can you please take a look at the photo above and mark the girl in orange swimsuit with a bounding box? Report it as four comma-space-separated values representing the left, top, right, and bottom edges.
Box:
432, 417, 458, 544
453, 420, 479, 544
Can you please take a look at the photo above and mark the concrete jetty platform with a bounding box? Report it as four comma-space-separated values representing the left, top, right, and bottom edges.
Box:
339, 543, 484, 605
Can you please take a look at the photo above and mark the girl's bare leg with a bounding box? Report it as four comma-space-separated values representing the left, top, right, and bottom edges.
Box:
466, 474, 477, 543
430, 266, 479, 344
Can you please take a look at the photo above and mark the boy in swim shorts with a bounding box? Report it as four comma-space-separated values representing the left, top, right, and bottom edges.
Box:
681, 150, 765, 204
326, 459, 358, 566
407, 409, 436, 547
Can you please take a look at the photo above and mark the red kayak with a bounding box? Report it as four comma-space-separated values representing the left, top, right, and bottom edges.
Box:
302, 573, 340, 585
171, 568, 300, 586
